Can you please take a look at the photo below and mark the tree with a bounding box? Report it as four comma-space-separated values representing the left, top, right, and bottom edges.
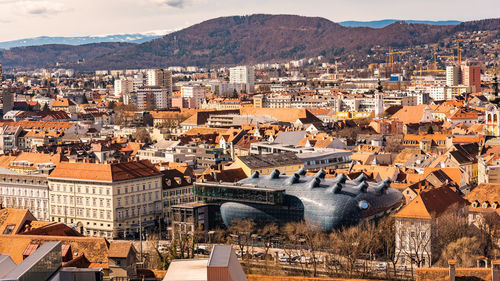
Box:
42, 102, 49, 112
437, 237, 481, 267
228, 219, 256, 261
259, 223, 278, 262
283, 221, 325, 277
132, 128, 150, 143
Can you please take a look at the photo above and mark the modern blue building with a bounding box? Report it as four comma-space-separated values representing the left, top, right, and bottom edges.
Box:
194, 169, 405, 232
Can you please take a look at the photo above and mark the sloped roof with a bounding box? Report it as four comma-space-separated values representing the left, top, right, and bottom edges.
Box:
108, 242, 134, 258
0, 234, 110, 266
394, 186, 469, 219
0, 209, 36, 235
237, 152, 303, 170
273, 131, 307, 146
49, 160, 160, 182
391, 105, 431, 124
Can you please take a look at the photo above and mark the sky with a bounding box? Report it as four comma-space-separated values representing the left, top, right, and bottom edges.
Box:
0, 0, 499, 41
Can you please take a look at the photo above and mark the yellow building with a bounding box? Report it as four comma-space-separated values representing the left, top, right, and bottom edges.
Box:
234, 152, 304, 177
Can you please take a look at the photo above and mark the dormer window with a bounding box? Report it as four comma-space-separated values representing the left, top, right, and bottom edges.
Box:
472, 200, 480, 208
492, 202, 498, 209
482, 201, 490, 208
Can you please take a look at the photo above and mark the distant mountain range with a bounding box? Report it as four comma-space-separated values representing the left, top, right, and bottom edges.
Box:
0, 15, 498, 71
338, 19, 462, 28
0, 33, 166, 49
0, 19, 462, 50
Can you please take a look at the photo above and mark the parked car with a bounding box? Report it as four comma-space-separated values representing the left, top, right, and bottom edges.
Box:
396, 265, 407, 271
375, 262, 388, 271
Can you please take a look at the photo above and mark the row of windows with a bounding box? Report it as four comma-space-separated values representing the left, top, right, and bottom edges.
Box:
50, 184, 111, 195
51, 195, 112, 208
116, 181, 159, 195
117, 191, 159, 206
116, 203, 160, 219
52, 206, 112, 220
0, 187, 46, 197
0, 177, 45, 185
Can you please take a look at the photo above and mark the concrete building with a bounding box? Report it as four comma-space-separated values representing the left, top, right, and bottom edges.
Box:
229, 66, 255, 93
0, 168, 49, 221
181, 85, 205, 108
114, 78, 133, 97
446, 65, 460, 87
461, 64, 481, 92
48, 160, 163, 239
146, 69, 173, 93
137, 86, 170, 110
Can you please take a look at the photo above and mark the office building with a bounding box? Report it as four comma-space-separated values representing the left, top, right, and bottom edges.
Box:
229, 66, 255, 93
48, 160, 163, 239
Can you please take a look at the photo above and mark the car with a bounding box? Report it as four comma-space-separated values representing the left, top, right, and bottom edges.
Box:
396, 265, 407, 271
375, 262, 388, 271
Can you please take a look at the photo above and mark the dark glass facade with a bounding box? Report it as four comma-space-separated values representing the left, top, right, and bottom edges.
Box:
195, 170, 405, 232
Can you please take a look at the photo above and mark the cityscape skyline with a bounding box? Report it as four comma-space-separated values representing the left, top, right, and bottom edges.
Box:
0, 0, 499, 41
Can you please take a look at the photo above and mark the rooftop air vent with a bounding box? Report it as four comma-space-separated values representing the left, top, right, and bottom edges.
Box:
333, 173, 347, 184
315, 169, 326, 179
355, 181, 369, 193
308, 177, 321, 189
353, 173, 367, 183
287, 173, 300, 185
297, 168, 306, 176
269, 169, 281, 179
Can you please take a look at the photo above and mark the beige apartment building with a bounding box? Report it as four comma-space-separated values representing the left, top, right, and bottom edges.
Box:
48, 160, 163, 239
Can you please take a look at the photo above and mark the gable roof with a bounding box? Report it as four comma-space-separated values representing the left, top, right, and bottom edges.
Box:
108, 242, 134, 258
394, 186, 469, 219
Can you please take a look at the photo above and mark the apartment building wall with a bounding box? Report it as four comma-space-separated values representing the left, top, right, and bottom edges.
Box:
0, 169, 49, 221
48, 175, 163, 239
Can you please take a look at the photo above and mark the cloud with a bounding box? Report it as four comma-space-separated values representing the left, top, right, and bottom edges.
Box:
20, 0, 68, 15
151, 0, 202, 9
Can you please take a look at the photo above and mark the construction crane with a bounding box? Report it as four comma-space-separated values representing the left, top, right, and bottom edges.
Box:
455, 39, 467, 65
438, 55, 457, 65
415, 67, 445, 85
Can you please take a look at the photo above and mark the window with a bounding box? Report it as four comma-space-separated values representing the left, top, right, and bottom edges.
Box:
3, 225, 15, 234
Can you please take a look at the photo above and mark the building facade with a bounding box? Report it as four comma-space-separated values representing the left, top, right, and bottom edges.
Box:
0, 168, 49, 221
48, 160, 163, 239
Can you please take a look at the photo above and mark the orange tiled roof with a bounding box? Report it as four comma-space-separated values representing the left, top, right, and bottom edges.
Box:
394, 186, 469, 219
49, 160, 160, 182
108, 241, 134, 258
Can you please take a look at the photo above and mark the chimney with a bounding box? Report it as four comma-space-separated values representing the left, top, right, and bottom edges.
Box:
449, 260, 456, 281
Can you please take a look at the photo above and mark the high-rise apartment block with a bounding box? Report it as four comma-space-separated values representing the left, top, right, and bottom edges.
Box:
229, 66, 255, 93
114, 78, 133, 97
146, 69, 173, 93
446, 65, 460, 87
461, 64, 481, 92
181, 85, 206, 108
137, 86, 171, 110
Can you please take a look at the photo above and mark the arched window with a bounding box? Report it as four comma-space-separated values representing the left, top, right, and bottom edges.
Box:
488, 114, 492, 122
494, 114, 498, 123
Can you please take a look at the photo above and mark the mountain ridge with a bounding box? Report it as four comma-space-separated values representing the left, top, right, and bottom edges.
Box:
0, 14, 498, 71
338, 19, 462, 28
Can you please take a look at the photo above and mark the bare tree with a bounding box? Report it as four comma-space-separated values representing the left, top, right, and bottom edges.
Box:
228, 219, 256, 261
437, 236, 482, 267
